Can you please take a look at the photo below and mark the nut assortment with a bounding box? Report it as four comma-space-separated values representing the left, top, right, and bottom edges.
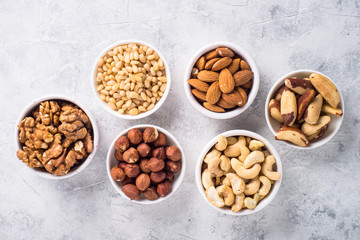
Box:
16, 100, 94, 176
95, 43, 167, 116
201, 135, 280, 212
110, 127, 182, 200
268, 73, 343, 147
187, 47, 254, 113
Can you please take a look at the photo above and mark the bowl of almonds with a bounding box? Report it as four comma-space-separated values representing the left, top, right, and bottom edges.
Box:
184, 42, 259, 119
265, 69, 344, 149
92, 40, 171, 119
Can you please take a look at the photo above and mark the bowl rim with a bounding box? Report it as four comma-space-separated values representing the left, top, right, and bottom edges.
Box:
195, 130, 282, 215
106, 124, 186, 205
14, 94, 99, 179
91, 39, 171, 120
265, 69, 345, 149
183, 41, 260, 119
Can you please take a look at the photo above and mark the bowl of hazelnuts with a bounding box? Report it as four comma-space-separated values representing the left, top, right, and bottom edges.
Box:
107, 124, 186, 204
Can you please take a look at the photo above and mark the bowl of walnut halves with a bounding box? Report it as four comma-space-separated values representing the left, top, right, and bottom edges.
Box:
15, 95, 99, 179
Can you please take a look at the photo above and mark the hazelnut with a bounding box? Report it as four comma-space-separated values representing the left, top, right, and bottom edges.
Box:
137, 143, 151, 157
115, 135, 130, 152
124, 164, 141, 178
166, 160, 182, 173
110, 166, 126, 181
166, 171, 174, 182
123, 147, 139, 163
152, 147, 166, 160
127, 128, 142, 145
157, 180, 172, 197
122, 184, 140, 200
166, 146, 181, 161
148, 157, 165, 172
115, 150, 123, 161
150, 171, 166, 183
135, 173, 151, 191
143, 127, 159, 143
118, 161, 127, 169
153, 132, 167, 147
143, 187, 159, 200
139, 159, 151, 173
121, 177, 135, 185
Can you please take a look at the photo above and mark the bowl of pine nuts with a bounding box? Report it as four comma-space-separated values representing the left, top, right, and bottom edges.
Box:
92, 40, 171, 119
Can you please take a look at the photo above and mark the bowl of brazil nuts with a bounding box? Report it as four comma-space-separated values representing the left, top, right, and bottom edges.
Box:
184, 41, 259, 119
92, 40, 171, 119
195, 130, 282, 215
107, 124, 186, 204
15, 95, 99, 179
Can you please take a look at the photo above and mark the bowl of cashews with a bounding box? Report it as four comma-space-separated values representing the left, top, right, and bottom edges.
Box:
195, 130, 282, 215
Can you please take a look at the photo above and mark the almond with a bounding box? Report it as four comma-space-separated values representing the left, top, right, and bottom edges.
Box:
212, 57, 232, 71
240, 60, 250, 70
228, 58, 240, 74
216, 48, 234, 57
219, 68, 235, 93
206, 81, 221, 104
187, 78, 209, 92
205, 58, 220, 70
222, 89, 243, 106
203, 102, 225, 113
196, 56, 206, 71
205, 50, 218, 60
241, 79, 253, 89
233, 70, 253, 86
236, 87, 247, 107
197, 70, 219, 82
217, 98, 236, 109
192, 89, 206, 102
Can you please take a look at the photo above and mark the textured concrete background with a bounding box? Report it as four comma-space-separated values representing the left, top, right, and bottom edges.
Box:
1, 0, 359, 239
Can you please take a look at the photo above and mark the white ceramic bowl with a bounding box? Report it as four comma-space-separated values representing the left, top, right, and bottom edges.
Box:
91, 40, 171, 120
265, 69, 345, 149
15, 95, 99, 179
184, 41, 260, 119
195, 130, 282, 215
106, 124, 186, 204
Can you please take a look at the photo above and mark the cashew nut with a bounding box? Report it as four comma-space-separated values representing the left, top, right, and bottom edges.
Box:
219, 155, 231, 171
249, 140, 264, 151
201, 169, 214, 190
238, 136, 247, 146
231, 158, 261, 179
238, 145, 250, 163
243, 150, 265, 169
226, 173, 245, 194
204, 148, 221, 163
262, 155, 281, 181
244, 176, 260, 195
205, 186, 225, 208
224, 137, 248, 158
244, 193, 260, 209
222, 176, 231, 186
215, 135, 228, 151
258, 176, 271, 196
231, 193, 245, 212
245, 137, 251, 146
208, 156, 224, 177
216, 185, 235, 206
226, 137, 237, 145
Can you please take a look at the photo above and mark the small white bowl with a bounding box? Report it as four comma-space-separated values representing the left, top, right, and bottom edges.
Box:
106, 124, 186, 204
184, 41, 260, 119
265, 69, 345, 149
15, 95, 99, 179
195, 130, 282, 215
91, 40, 171, 120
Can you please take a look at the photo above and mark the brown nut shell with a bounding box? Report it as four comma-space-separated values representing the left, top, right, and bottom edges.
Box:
153, 133, 167, 147
124, 164, 141, 178
166, 171, 174, 182
115, 135, 130, 152
166, 160, 182, 173
166, 146, 181, 161
143, 187, 160, 200
111, 166, 126, 181
122, 184, 140, 200
123, 147, 140, 163
148, 157, 165, 172
152, 147, 166, 160
143, 127, 159, 143
115, 150, 124, 161
127, 128, 142, 145
139, 159, 151, 173
135, 173, 151, 191
157, 180, 172, 197
137, 143, 151, 157
118, 161, 127, 169
121, 177, 135, 185
150, 171, 166, 183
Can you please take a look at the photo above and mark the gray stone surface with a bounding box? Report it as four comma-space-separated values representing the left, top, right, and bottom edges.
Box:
1, 0, 359, 239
